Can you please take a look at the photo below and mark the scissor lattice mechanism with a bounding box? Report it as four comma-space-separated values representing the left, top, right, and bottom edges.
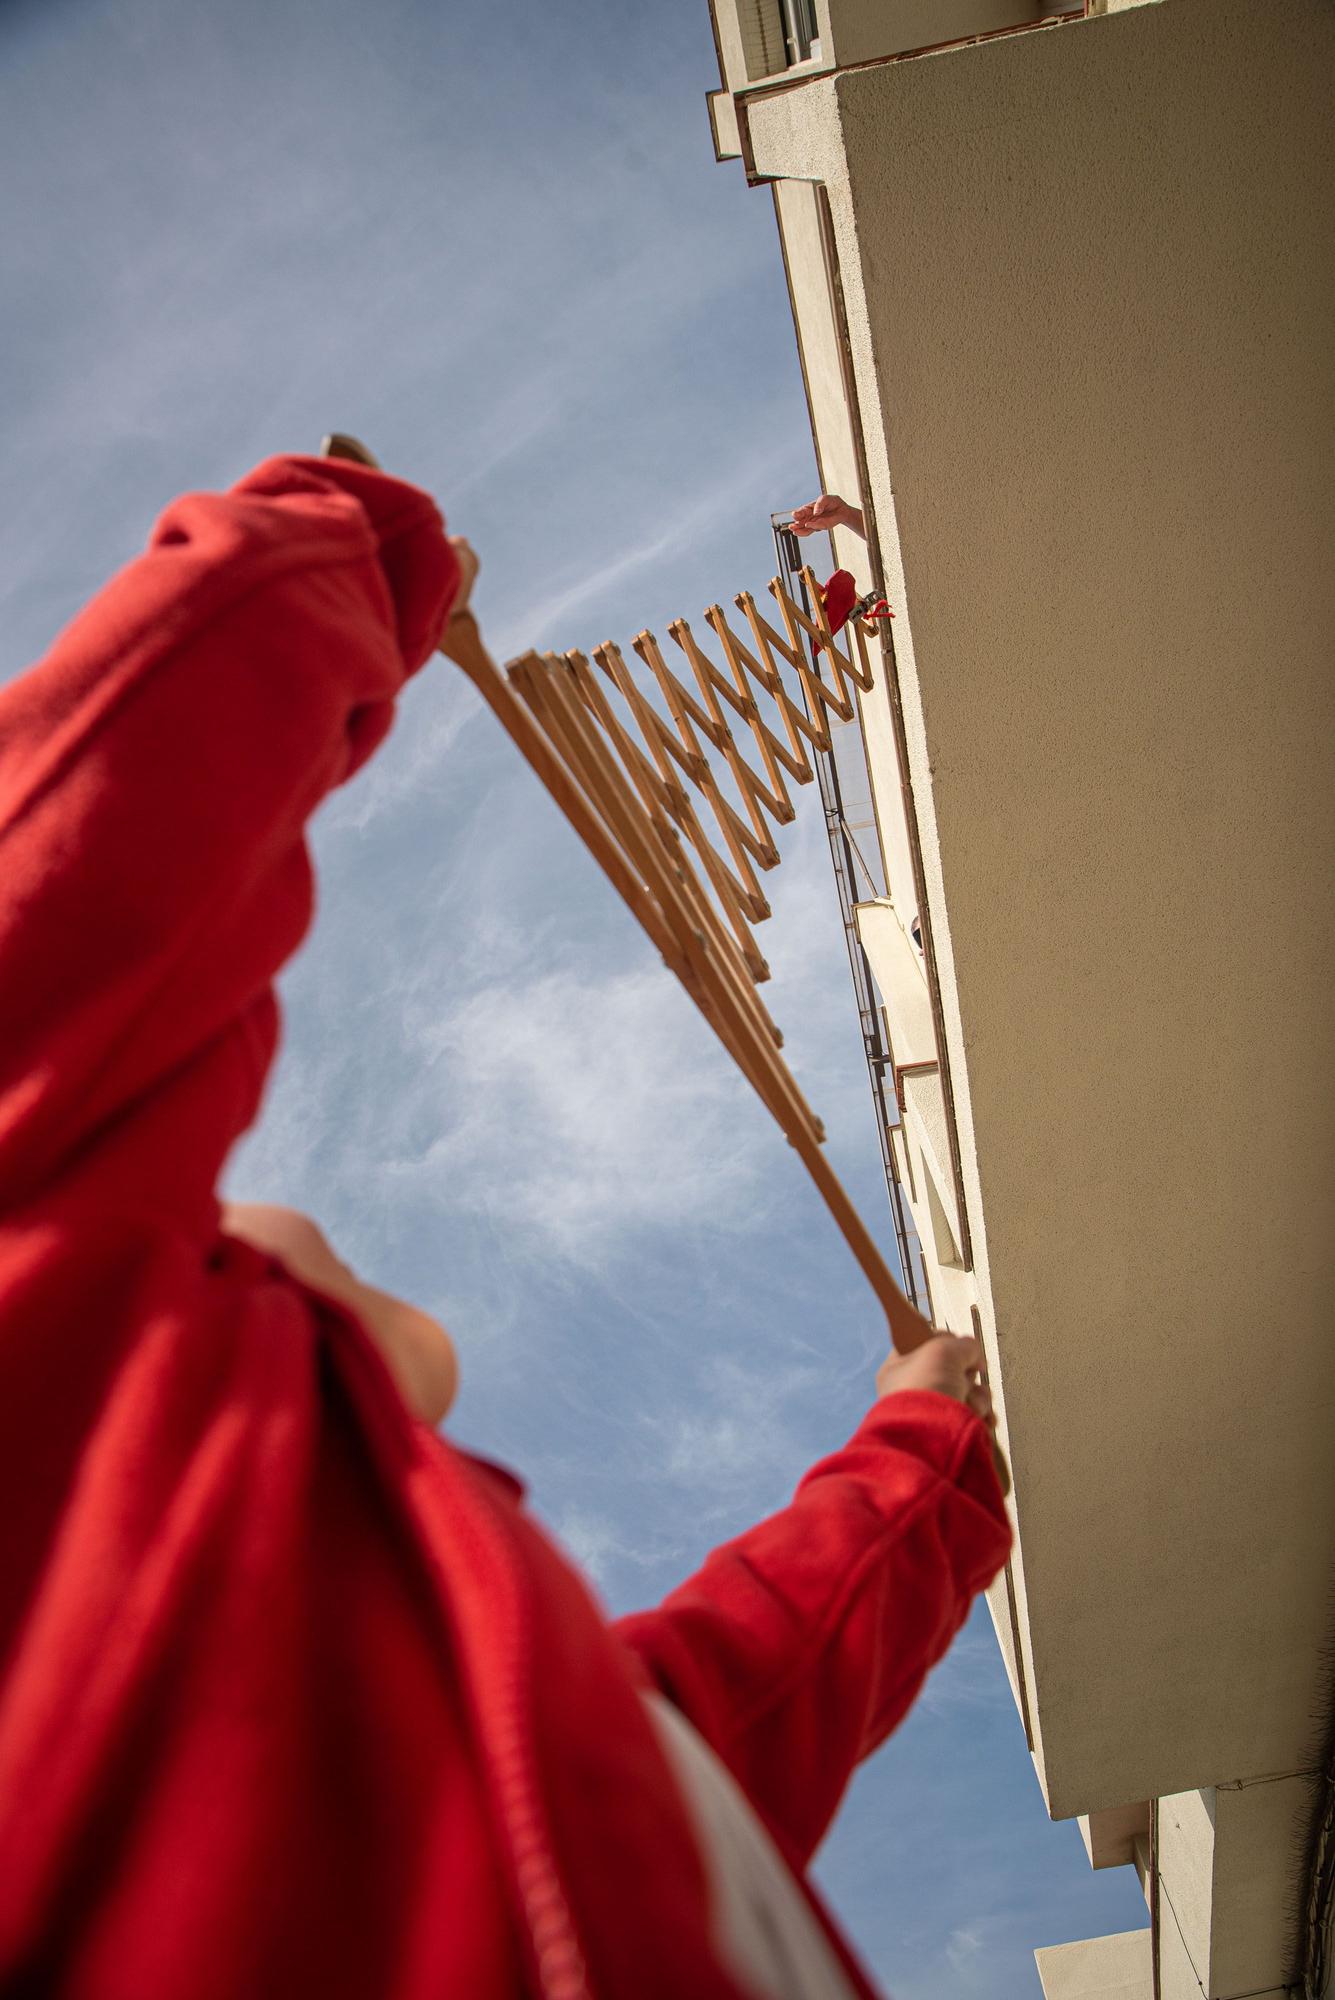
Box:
465, 579, 934, 1356
320, 430, 971, 1379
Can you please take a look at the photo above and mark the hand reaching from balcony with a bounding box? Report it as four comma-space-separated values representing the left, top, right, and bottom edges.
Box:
791, 491, 866, 540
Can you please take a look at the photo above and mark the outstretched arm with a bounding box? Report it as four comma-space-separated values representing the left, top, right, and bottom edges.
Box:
790, 493, 866, 541
616, 1335, 1010, 1870
0, 455, 459, 1234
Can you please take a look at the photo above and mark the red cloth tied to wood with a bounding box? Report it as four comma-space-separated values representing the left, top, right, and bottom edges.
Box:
819, 569, 893, 634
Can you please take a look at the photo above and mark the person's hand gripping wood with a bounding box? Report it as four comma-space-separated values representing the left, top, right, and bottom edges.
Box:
876, 1330, 1007, 1496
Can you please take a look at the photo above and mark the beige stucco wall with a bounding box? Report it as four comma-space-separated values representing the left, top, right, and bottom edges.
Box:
771, 181, 862, 516
1079, 1801, 1148, 1872
1157, 1778, 1317, 1999
1035, 1927, 1151, 1999
747, 0, 1335, 1830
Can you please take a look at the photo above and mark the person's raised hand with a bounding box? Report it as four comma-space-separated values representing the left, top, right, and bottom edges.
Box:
791, 493, 865, 539
875, 1331, 995, 1433
319, 437, 480, 638
446, 535, 479, 624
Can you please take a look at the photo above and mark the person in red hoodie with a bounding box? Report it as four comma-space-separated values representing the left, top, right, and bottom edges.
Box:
0, 451, 1011, 2000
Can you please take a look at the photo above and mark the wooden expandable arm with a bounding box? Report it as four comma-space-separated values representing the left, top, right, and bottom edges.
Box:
319, 432, 1010, 1494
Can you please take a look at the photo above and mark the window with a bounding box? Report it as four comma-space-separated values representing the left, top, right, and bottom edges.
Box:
779, 0, 820, 66
921, 1150, 963, 1269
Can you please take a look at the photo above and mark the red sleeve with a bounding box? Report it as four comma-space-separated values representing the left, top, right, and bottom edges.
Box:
614, 1390, 1011, 1869
0, 456, 458, 1236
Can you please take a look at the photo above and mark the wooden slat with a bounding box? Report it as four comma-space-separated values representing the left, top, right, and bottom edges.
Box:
518, 650, 783, 1058
769, 578, 856, 727
450, 641, 685, 990
525, 665, 810, 1121
564, 649, 768, 983
592, 640, 772, 921
792, 564, 874, 694
704, 604, 814, 788
850, 613, 875, 691
575, 640, 771, 952
733, 594, 833, 756
668, 617, 795, 836
633, 629, 781, 871
632, 628, 779, 873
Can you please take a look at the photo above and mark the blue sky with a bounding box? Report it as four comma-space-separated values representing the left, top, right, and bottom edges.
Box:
0, 0, 1148, 1990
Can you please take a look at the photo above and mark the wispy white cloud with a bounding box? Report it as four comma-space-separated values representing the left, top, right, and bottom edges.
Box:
486, 424, 810, 663
326, 671, 485, 833
640, 1351, 828, 1525
380, 957, 774, 1270
550, 1505, 663, 1592
945, 1924, 987, 1982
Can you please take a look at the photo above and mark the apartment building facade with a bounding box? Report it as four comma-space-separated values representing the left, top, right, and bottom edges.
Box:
703, 2, 1335, 1994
